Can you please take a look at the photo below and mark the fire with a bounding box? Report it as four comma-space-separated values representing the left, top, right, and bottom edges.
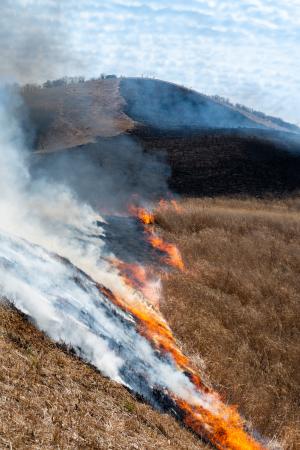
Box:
129, 205, 155, 224
177, 399, 264, 450
129, 204, 185, 271
170, 199, 183, 213
107, 201, 265, 450
159, 198, 183, 213
112, 260, 160, 308
99, 277, 265, 450
148, 235, 184, 271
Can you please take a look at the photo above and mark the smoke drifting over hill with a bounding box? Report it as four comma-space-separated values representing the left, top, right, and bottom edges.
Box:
0, 86, 174, 390
32, 137, 170, 213
0, 83, 270, 449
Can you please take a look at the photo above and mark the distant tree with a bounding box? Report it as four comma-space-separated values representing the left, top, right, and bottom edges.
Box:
21, 83, 41, 93
43, 80, 52, 88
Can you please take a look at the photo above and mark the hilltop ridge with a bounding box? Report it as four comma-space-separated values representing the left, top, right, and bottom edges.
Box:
22, 77, 300, 197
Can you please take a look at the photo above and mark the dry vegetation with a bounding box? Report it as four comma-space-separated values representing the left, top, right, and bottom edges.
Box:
0, 304, 205, 450
22, 79, 133, 152
1, 195, 299, 449
155, 196, 300, 449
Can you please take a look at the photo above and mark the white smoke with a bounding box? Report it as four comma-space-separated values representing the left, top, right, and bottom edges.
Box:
0, 84, 224, 419
0, 84, 125, 378
0, 85, 107, 281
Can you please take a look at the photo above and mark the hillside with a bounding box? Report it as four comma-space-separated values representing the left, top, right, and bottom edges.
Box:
23, 77, 300, 197
22, 79, 133, 152
133, 127, 300, 196
1, 78, 299, 449
1, 195, 299, 449
120, 78, 300, 133
0, 304, 204, 450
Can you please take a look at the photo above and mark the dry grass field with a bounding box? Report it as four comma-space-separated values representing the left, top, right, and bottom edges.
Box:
0, 305, 205, 450
0, 195, 299, 449
155, 196, 300, 449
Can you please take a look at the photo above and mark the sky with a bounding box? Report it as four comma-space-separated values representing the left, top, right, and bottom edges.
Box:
1, 0, 300, 124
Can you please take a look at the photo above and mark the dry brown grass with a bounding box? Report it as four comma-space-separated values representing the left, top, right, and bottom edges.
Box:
155, 196, 300, 449
1, 195, 299, 449
23, 79, 134, 152
0, 304, 206, 450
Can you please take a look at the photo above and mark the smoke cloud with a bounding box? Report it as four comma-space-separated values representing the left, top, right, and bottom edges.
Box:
0, 84, 220, 418
31, 137, 170, 213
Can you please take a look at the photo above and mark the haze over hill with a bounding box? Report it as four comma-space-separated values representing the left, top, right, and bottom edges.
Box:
23, 77, 300, 153
22, 77, 300, 198
120, 78, 300, 133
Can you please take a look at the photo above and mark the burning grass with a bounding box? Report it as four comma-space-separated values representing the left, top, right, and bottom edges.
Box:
0, 195, 299, 449
155, 196, 300, 449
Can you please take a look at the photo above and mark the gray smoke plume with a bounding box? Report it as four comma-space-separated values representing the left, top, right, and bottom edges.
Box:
31, 137, 170, 213
0, 84, 223, 417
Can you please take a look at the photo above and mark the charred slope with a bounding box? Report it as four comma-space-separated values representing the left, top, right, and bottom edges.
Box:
31, 129, 300, 198
131, 127, 300, 196
119, 77, 300, 196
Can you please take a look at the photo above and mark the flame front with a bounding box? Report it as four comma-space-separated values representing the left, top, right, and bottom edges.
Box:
112, 260, 161, 308
109, 203, 266, 450
129, 205, 155, 224
130, 205, 184, 271
148, 234, 184, 270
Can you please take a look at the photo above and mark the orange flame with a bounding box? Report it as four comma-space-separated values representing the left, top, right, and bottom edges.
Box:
112, 260, 160, 308
177, 398, 264, 450
99, 282, 265, 450
129, 205, 184, 271
104, 201, 265, 450
170, 199, 183, 213
159, 198, 183, 213
148, 235, 184, 270
129, 205, 155, 224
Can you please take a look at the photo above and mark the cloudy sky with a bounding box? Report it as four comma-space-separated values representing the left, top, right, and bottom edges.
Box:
1, 0, 299, 124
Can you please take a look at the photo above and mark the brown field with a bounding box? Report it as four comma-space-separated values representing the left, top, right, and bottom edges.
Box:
0, 305, 204, 450
22, 79, 133, 152
155, 196, 300, 449
0, 195, 299, 449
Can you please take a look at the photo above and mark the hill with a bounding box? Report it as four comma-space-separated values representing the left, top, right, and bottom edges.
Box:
1, 77, 299, 449
120, 77, 300, 133
23, 77, 300, 197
